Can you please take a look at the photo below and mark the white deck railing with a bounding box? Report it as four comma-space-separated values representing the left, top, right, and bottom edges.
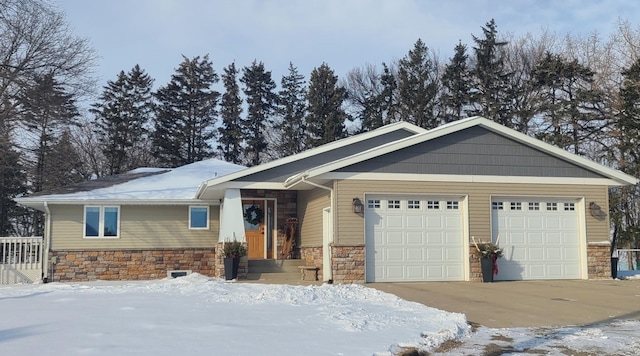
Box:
0, 236, 44, 284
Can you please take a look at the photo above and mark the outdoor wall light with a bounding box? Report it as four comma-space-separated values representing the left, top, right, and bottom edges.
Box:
352, 198, 364, 214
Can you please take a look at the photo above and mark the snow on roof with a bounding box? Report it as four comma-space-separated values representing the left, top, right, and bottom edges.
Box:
20, 158, 245, 202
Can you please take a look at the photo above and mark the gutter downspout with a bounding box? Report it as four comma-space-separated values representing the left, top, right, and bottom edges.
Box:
301, 176, 334, 282
43, 202, 51, 283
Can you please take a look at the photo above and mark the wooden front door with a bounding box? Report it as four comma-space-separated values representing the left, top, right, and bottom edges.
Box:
243, 200, 265, 259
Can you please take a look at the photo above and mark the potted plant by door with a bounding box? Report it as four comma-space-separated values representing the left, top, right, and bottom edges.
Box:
473, 237, 503, 282
223, 240, 247, 280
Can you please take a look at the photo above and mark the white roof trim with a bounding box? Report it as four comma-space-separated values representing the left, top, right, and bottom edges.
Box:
195, 121, 426, 197
15, 198, 220, 209
284, 116, 638, 187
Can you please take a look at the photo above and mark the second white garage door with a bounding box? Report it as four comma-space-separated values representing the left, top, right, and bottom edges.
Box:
491, 197, 582, 281
365, 195, 465, 282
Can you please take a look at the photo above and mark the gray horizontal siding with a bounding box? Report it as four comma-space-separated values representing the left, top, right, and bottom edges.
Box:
236, 129, 414, 182
336, 126, 605, 178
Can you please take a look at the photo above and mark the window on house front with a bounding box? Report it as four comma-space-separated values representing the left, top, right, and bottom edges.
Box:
84, 206, 120, 238
189, 206, 209, 229
492, 202, 503, 210
388, 200, 400, 209
546, 202, 558, 211
447, 201, 459, 210
367, 200, 380, 208
510, 202, 522, 211
529, 202, 540, 211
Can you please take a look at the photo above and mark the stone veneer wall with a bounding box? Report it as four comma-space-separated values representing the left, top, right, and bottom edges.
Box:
468, 247, 484, 282
300, 245, 323, 281
50, 248, 218, 282
587, 244, 612, 279
331, 244, 365, 283
50, 243, 255, 282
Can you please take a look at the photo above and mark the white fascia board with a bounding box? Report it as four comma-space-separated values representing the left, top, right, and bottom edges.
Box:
196, 121, 426, 197
316, 172, 627, 186
15, 198, 220, 207
289, 116, 639, 187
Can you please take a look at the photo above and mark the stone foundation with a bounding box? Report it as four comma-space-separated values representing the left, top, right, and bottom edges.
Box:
300, 245, 323, 281
587, 244, 612, 279
50, 248, 218, 282
469, 247, 484, 282
331, 244, 365, 284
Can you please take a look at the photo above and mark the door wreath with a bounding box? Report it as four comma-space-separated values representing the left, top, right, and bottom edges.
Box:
244, 203, 264, 225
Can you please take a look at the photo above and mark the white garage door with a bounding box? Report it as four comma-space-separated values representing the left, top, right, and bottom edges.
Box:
365, 195, 465, 282
491, 198, 582, 281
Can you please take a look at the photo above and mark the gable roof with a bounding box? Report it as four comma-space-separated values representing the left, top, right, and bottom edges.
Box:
195, 121, 426, 199
283, 116, 639, 188
16, 159, 246, 209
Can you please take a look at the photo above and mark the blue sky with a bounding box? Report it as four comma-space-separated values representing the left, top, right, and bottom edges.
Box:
56, 0, 639, 92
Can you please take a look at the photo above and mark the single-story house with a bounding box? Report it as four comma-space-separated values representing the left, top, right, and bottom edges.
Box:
16, 116, 638, 283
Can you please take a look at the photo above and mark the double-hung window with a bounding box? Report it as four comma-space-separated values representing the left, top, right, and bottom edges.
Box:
84, 206, 120, 238
189, 206, 209, 230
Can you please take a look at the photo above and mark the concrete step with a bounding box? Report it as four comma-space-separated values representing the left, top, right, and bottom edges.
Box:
246, 272, 301, 281
248, 259, 305, 273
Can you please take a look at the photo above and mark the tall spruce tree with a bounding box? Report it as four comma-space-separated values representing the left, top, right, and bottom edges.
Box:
379, 62, 399, 126
240, 60, 277, 166
92, 65, 154, 174
397, 39, 440, 129
20, 73, 78, 193
532, 52, 602, 154
275, 62, 307, 157
470, 19, 513, 127
153, 55, 220, 167
306, 63, 347, 147
218, 62, 244, 164
0, 122, 26, 236
609, 59, 640, 258
441, 41, 472, 123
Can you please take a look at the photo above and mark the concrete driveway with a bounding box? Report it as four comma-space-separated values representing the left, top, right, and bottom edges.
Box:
368, 280, 640, 328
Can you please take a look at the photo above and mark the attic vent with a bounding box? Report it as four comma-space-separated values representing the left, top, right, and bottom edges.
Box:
167, 270, 192, 278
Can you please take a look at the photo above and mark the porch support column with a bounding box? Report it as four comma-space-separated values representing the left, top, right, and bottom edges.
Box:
219, 188, 246, 242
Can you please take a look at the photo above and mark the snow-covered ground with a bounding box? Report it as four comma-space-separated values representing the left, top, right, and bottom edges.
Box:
0, 274, 639, 355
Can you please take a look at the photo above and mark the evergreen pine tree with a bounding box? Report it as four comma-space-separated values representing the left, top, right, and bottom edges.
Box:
532, 52, 602, 154
379, 62, 399, 126
275, 62, 307, 157
397, 39, 440, 129
240, 60, 277, 166
218, 62, 244, 164
92, 65, 154, 174
609, 59, 640, 256
306, 63, 348, 147
470, 19, 513, 127
0, 122, 26, 236
20, 73, 78, 193
153, 55, 220, 167
441, 41, 472, 123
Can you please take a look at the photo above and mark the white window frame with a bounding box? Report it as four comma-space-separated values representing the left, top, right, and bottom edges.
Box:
84, 205, 120, 239
189, 206, 210, 230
